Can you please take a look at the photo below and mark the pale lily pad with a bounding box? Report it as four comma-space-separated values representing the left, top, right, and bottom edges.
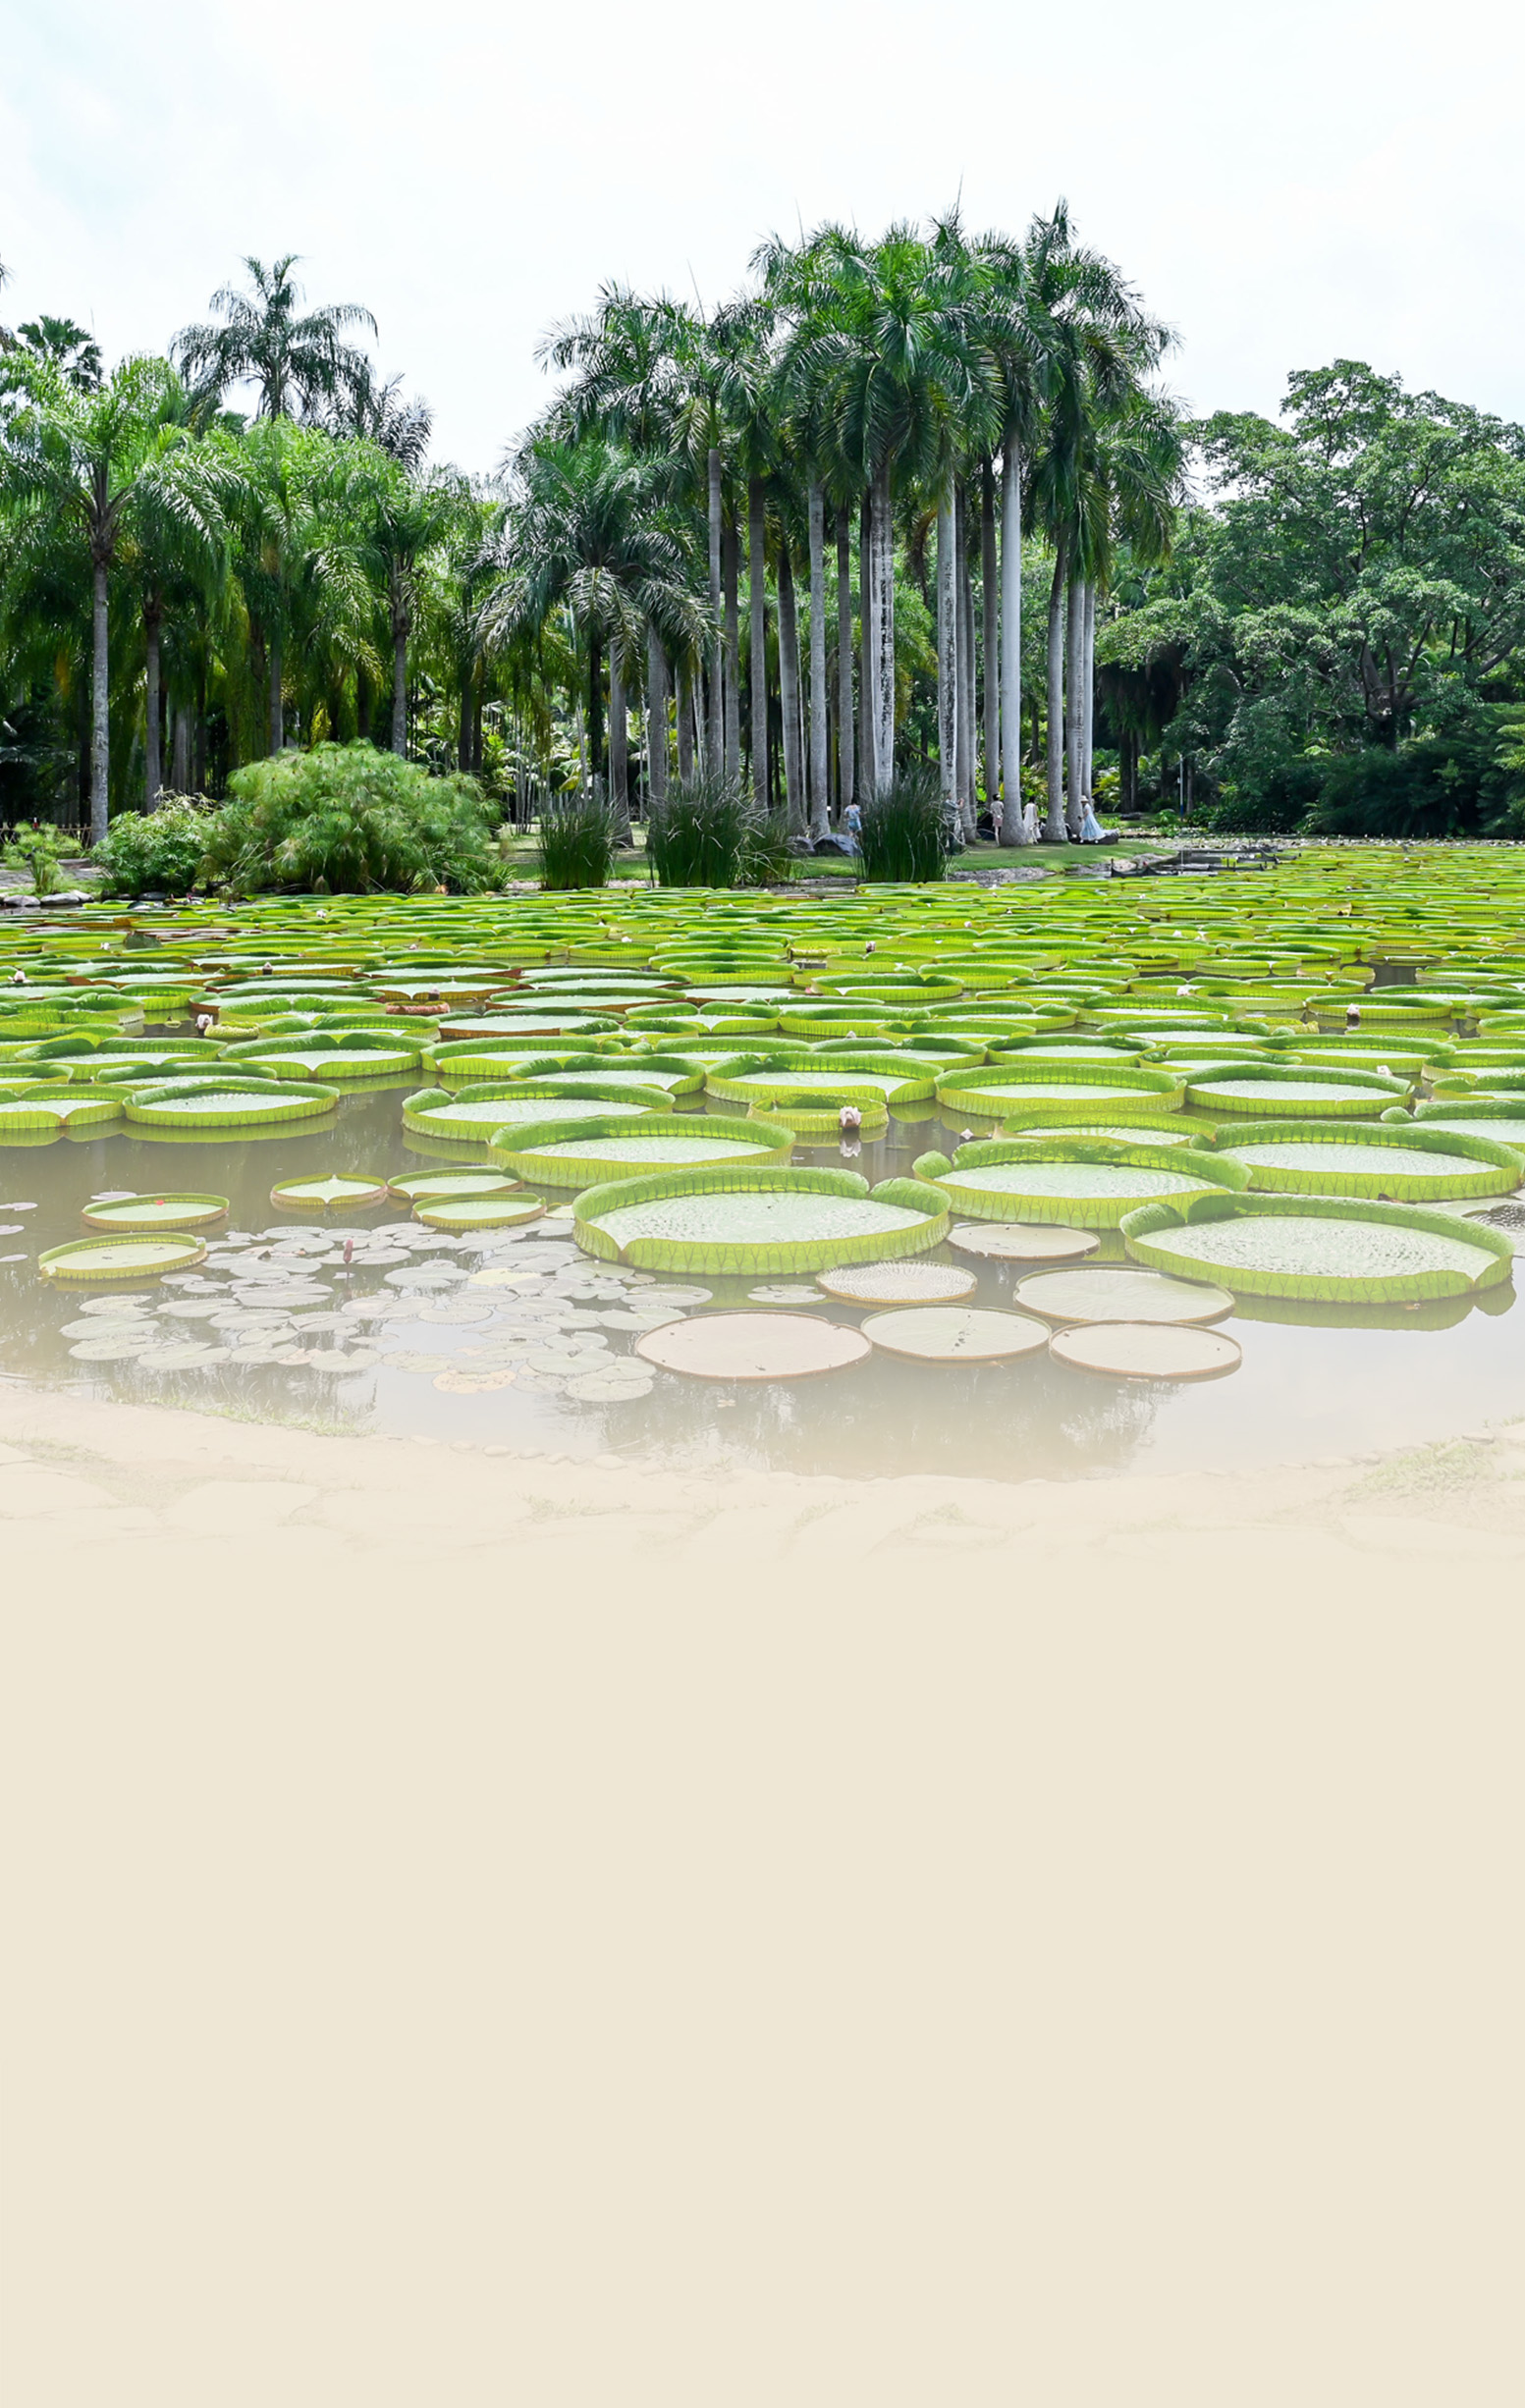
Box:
634, 1311, 870, 1380
1049, 1322, 1243, 1380
1013, 1267, 1235, 1325
857, 1307, 1049, 1363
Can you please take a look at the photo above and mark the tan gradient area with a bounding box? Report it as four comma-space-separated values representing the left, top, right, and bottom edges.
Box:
2, 1388, 1523, 2406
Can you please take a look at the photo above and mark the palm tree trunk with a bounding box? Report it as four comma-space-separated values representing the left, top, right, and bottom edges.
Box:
271, 629, 286, 756
646, 626, 670, 807
707, 446, 724, 769
391, 614, 408, 757
807, 483, 830, 840
677, 662, 695, 782
936, 479, 956, 819
458, 667, 472, 773
837, 508, 854, 818
778, 544, 804, 840
171, 707, 191, 794
89, 557, 110, 842
1000, 443, 1026, 843
1044, 545, 1067, 842
1082, 582, 1097, 802
980, 461, 1000, 831
144, 611, 163, 807
747, 477, 768, 797
609, 651, 629, 840
956, 485, 977, 838
723, 514, 741, 780
587, 631, 605, 786
858, 494, 875, 803
1065, 577, 1085, 834
870, 461, 895, 794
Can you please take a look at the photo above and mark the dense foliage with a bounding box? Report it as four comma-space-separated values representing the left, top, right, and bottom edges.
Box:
92, 793, 214, 895
198, 742, 499, 894
3, 244, 1524, 855
644, 773, 791, 887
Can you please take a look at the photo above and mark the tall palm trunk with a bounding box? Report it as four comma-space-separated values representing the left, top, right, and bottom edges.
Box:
858, 494, 875, 805
89, 555, 109, 842
1081, 582, 1097, 802
390, 572, 408, 756
677, 662, 695, 782
980, 461, 1000, 830
722, 513, 741, 779
778, 544, 804, 840
587, 630, 605, 787
144, 606, 163, 807
837, 509, 854, 818
807, 482, 830, 840
171, 708, 191, 795
609, 651, 629, 840
1064, 577, 1085, 834
936, 478, 957, 819
706, 446, 724, 768
869, 461, 895, 793
1000, 443, 1026, 843
458, 664, 473, 774
956, 485, 977, 839
1044, 545, 1067, 842
270, 626, 286, 757
646, 627, 670, 808
747, 477, 768, 797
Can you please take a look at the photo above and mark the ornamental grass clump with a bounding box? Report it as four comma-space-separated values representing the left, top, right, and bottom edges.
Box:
857, 767, 953, 883
645, 773, 792, 888
92, 795, 216, 897
536, 794, 620, 890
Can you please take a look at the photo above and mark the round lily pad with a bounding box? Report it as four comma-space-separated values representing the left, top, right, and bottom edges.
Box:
928, 1142, 1248, 1229
39, 1232, 208, 1282
387, 1169, 520, 1203
634, 1311, 871, 1379
1013, 1266, 1235, 1324
81, 1191, 229, 1232
270, 1172, 391, 1211
1119, 1193, 1514, 1304
1048, 1322, 1244, 1379
1214, 1122, 1518, 1202
490, 1111, 794, 1189
946, 1221, 1101, 1262
857, 1306, 1050, 1362
575, 1166, 949, 1274
412, 1195, 547, 1231
816, 1260, 979, 1306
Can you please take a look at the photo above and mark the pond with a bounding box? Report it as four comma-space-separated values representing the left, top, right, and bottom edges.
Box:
3, 1078, 1520, 1481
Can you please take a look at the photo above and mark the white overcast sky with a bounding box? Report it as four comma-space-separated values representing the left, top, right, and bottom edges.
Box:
3, 0, 1523, 471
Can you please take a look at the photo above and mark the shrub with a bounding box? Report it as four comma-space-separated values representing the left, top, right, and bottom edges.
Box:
1, 818, 77, 896
93, 794, 215, 896
199, 742, 501, 895
537, 793, 619, 889
858, 767, 952, 883
646, 773, 791, 887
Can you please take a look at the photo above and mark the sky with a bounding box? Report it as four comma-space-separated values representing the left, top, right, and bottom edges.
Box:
3, 0, 1523, 472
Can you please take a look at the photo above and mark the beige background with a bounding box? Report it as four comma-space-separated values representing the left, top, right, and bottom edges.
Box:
2, 1400, 1521, 2405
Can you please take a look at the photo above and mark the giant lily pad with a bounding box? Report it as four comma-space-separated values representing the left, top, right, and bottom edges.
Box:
490, 1112, 795, 1189
633, 1311, 870, 1380
1120, 1192, 1514, 1303
40, 1232, 208, 1282
858, 1306, 1049, 1362
574, 1166, 950, 1274
1212, 1120, 1519, 1201
82, 1191, 229, 1232
1049, 1322, 1243, 1380
918, 1139, 1250, 1229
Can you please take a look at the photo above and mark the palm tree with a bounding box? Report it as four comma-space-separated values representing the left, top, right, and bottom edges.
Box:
486, 433, 706, 835
175, 256, 376, 422
0, 354, 230, 837
13, 317, 103, 391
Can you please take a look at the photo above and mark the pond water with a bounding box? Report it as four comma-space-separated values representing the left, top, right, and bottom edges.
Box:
2, 1076, 1523, 1479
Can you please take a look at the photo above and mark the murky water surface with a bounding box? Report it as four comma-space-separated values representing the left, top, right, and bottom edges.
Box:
3, 1080, 1522, 1476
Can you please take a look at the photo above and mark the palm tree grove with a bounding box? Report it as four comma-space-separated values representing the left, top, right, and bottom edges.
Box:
4, 211, 1525, 895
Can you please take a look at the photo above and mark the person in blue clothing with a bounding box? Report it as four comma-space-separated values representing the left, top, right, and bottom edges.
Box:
842, 801, 862, 853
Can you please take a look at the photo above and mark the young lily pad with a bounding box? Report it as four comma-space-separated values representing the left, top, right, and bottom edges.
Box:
81, 1191, 229, 1232
1014, 1266, 1235, 1324
858, 1306, 1050, 1362
633, 1311, 871, 1379
1048, 1322, 1243, 1379
946, 1221, 1102, 1262
816, 1260, 979, 1306
270, 1172, 392, 1212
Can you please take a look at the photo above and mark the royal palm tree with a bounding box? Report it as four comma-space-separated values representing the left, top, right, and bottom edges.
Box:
175, 255, 376, 423
0, 354, 232, 835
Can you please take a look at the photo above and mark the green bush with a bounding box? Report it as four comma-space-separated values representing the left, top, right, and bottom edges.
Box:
199, 742, 501, 895
537, 794, 619, 889
1, 818, 77, 896
646, 773, 791, 887
858, 766, 952, 883
93, 795, 215, 896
